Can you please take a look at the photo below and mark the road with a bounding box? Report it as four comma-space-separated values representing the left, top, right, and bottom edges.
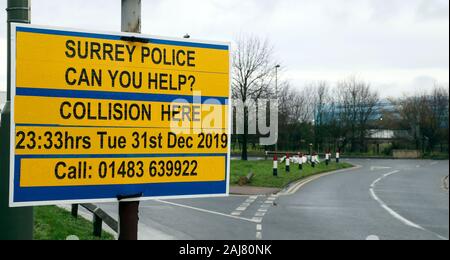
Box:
96, 159, 449, 240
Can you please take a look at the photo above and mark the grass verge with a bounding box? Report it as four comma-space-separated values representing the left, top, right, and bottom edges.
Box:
231, 160, 353, 189
34, 206, 114, 240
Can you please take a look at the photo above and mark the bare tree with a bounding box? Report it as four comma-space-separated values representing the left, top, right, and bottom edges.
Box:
396, 94, 423, 150
336, 76, 379, 152
395, 84, 449, 154
232, 35, 276, 160
423, 84, 449, 152
276, 83, 316, 152
310, 81, 330, 152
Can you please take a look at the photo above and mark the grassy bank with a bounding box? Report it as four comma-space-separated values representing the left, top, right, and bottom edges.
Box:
231, 160, 353, 188
34, 206, 114, 240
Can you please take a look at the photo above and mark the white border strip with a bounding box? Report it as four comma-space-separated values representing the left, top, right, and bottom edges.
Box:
9, 23, 17, 208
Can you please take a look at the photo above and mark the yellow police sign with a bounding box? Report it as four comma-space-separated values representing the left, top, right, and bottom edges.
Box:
9, 24, 230, 207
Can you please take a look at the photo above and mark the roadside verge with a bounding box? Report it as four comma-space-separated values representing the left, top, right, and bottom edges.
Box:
230, 163, 359, 196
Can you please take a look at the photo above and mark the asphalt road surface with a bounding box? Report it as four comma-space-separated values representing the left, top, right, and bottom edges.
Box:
97, 159, 449, 240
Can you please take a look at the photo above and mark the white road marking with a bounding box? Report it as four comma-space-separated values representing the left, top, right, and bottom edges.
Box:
371, 166, 392, 171
430, 162, 438, 166
255, 212, 266, 217
256, 224, 262, 239
384, 171, 396, 177
231, 195, 260, 216
416, 165, 421, 168
371, 171, 399, 188
252, 217, 263, 223
258, 208, 268, 212
366, 235, 380, 240
435, 233, 449, 240
370, 178, 382, 188
155, 199, 260, 223
370, 188, 423, 229
369, 171, 448, 240
279, 165, 362, 196
256, 224, 262, 231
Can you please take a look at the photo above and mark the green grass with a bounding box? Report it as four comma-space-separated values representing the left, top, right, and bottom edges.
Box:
422, 152, 449, 160
231, 160, 353, 188
34, 206, 115, 240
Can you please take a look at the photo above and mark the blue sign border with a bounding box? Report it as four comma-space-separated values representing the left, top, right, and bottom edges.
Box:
10, 23, 231, 206
14, 153, 228, 203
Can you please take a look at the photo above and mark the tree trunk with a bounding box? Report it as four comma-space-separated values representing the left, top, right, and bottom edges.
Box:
241, 107, 249, 161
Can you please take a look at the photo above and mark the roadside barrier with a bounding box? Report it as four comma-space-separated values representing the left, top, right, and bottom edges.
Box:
71, 204, 118, 238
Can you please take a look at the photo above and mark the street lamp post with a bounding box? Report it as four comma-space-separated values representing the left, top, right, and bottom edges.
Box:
274, 65, 280, 156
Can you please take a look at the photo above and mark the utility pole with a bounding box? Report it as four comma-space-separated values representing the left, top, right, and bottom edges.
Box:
0, 0, 33, 240
274, 64, 280, 156
118, 0, 141, 241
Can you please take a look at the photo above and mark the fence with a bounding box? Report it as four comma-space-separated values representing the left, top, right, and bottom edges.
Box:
71, 204, 118, 238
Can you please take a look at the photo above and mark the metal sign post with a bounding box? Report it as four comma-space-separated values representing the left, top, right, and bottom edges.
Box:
0, 0, 33, 240
118, 0, 141, 241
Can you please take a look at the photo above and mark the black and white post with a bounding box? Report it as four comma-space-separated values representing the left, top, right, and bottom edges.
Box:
273, 155, 278, 177
298, 153, 303, 170
311, 152, 316, 168
285, 153, 290, 172
336, 150, 340, 164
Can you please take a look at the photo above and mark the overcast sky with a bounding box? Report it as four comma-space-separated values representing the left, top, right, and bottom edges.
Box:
0, 0, 448, 98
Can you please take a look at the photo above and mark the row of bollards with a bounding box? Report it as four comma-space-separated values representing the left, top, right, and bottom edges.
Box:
272, 151, 341, 177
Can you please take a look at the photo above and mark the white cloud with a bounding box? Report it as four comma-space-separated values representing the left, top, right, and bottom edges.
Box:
285, 68, 449, 98
0, 0, 448, 96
